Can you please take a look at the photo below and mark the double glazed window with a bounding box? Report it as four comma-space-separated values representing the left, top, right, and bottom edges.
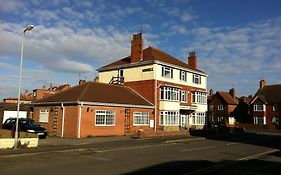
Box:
180, 91, 187, 102
160, 86, 180, 101
133, 112, 149, 125
218, 105, 224, 110
39, 109, 49, 123
193, 74, 201, 84
159, 111, 179, 126
162, 66, 173, 78
190, 112, 206, 125
253, 104, 265, 111
192, 91, 207, 104
254, 116, 265, 125
180, 70, 187, 81
95, 110, 115, 126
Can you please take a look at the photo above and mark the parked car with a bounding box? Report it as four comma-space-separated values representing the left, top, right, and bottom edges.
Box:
2, 118, 47, 138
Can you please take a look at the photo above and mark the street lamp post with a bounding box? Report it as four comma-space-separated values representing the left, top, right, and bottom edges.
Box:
14, 25, 34, 149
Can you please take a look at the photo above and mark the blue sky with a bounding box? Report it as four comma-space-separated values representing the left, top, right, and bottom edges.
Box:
0, 0, 281, 100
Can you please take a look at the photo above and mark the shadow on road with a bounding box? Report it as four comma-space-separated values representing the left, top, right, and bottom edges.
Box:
124, 157, 281, 175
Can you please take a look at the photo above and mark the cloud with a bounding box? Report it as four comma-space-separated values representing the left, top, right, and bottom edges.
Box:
0, 0, 25, 12
182, 17, 281, 95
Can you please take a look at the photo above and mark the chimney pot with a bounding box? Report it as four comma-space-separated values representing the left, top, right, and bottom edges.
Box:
260, 80, 266, 89
209, 89, 214, 95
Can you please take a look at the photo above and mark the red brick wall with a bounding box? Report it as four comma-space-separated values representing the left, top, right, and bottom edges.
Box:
125, 80, 155, 103
129, 108, 155, 133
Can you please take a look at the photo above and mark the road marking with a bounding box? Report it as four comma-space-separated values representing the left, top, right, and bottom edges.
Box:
164, 137, 205, 143
95, 143, 177, 153
180, 146, 216, 152
226, 142, 238, 146
238, 149, 280, 161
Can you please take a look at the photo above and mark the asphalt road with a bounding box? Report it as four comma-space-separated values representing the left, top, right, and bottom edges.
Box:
1, 134, 281, 175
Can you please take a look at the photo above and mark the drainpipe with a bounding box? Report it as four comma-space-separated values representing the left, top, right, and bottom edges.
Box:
78, 102, 83, 138
154, 65, 157, 131
61, 103, 65, 138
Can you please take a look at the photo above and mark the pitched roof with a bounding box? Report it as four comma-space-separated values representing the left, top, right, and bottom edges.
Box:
253, 84, 281, 104
99, 46, 205, 73
216, 91, 239, 105
34, 82, 153, 108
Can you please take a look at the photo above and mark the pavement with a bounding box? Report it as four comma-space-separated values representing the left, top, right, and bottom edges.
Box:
0, 134, 196, 157
1, 128, 280, 158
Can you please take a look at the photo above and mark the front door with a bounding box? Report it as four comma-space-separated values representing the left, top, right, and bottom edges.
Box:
180, 115, 186, 128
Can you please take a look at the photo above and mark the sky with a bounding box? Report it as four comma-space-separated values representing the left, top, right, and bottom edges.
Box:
0, 0, 281, 100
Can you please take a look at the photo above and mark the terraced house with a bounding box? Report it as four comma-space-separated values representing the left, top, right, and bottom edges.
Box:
98, 33, 208, 131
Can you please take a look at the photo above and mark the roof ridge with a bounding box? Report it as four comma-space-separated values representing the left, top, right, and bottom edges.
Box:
78, 82, 92, 100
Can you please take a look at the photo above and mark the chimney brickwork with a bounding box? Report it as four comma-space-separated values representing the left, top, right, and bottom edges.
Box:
188, 51, 197, 69
131, 33, 143, 63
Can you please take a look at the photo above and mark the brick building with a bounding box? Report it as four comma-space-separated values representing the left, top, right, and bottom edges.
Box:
32, 82, 154, 138
98, 33, 208, 130
250, 80, 281, 127
208, 88, 238, 125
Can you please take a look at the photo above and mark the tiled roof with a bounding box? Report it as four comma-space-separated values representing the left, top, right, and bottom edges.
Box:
253, 84, 281, 104
99, 46, 205, 73
217, 91, 239, 105
34, 82, 153, 107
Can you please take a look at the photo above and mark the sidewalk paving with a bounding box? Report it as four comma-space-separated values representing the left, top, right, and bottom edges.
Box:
0, 135, 193, 157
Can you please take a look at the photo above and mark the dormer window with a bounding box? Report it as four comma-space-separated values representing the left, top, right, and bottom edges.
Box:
162, 66, 173, 79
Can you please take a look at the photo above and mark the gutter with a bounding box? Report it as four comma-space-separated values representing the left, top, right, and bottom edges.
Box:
32, 101, 154, 109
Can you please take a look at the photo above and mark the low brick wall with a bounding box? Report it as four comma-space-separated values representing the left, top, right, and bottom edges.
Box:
135, 130, 189, 139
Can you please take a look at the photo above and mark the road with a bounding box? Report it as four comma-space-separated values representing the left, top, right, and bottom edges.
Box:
0, 133, 281, 175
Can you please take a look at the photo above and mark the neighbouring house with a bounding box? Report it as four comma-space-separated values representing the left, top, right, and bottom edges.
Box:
250, 80, 281, 128
32, 82, 154, 138
208, 88, 238, 125
0, 103, 33, 127
97, 33, 208, 130
232, 95, 252, 123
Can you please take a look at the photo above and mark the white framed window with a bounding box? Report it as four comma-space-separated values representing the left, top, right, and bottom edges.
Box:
254, 104, 265, 111
133, 112, 149, 126
190, 112, 206, 125
118, 69, 124, 77
39, 109, 49, 123
193, 74, 201, 84
160, 86, 180, 101
162, 66, 173, 78
180, 70, 187, 81
273, 105, 278, 112
254, 116, 265, 125
95, 110, 116, 126
159, 111, 179, 126
192, 91, 207, 104
272, 117, 279, 125
180, 91, 187, 102
218, 105, 224, 110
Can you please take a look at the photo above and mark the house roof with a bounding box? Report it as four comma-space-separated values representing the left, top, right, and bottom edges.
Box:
34, 82, 153, 108
99, 46, 205, 74
252, 84, 281, 104
215, 91, 239, 105
0, 103, 31, 111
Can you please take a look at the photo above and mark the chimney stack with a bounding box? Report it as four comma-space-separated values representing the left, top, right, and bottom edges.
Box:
260, 79, 266, 89
188, 51, 197, 69
131, 33, 143, 63
229, 88, 236, 98
209, 89, 214, 96
79, 80, 86, 85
